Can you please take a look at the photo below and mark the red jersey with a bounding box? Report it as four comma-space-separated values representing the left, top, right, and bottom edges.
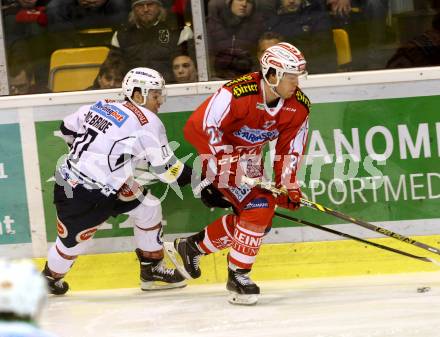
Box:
184, 72, 310, 188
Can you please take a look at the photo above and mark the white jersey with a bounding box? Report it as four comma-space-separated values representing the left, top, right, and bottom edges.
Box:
60, 99, 184, 193
0, 322, 56, 337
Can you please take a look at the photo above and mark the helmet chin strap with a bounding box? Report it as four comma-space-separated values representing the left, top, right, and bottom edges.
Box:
127, 92, 148, 108
262, 75, 281, 105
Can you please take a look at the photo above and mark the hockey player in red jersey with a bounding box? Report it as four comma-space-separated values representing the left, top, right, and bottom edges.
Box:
171, 42, 310, 305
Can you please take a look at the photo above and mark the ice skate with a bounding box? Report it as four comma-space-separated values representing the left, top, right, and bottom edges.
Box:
136, 249, 186, 290
42, 262, 69, 295
164, 237, 203, 280
226, 265, 260, 305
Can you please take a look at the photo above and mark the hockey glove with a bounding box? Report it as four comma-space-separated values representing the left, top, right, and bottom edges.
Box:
276, 186, 302, 211
200, 184, 233, 209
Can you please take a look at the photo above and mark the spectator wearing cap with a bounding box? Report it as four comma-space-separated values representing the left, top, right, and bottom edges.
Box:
207, 0, 265, 79
103, 0, 183, 82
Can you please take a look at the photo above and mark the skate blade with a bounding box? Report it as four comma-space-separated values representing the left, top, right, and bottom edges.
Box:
163, 241, 194, 280
141, 280, 187, 291
228, 291, 259, 306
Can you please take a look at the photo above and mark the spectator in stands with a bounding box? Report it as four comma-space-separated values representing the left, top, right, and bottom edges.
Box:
45, 0, 129, 51
104, 0, 184, 82
2, 0, 48, 46
46, 0, 128, 32
256, 31, 284, 60
9, 66, 32, 96
328, 0, 390, 70
8, 60, 47, 95
207, 0, 265, 79
386, 0, 440, 68
2, 0, 51, 91
88, 57, 125, 89
171, 54, 198, 83
265, 0, 337, 74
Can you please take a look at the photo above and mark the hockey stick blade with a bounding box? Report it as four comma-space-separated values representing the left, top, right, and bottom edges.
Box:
163, 241, 194, 280
242, 176, 440, 256
275, 212, 440, 266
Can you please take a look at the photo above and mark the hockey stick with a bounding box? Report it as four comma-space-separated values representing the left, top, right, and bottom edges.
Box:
274, 211, 440, 265
241, 176, 440, 256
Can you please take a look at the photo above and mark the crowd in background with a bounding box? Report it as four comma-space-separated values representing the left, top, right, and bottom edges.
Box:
2, 0, 440, 95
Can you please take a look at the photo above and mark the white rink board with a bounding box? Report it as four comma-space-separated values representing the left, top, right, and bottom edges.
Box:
0, 68, 440, 257
40, 271, 440, 337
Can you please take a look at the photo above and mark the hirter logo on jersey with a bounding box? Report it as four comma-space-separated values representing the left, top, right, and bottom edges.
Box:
232, 82, 259, 98
295, 89, 311, 109
233, 125, 279, 144
91, 101, 128, 127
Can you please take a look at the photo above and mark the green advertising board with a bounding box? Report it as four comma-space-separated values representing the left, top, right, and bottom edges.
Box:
0, 124, 31, 244
35, 95, 440, 243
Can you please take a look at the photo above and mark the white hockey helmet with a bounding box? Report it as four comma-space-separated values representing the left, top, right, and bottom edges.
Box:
260, 42, 307, 87
0, 259, 47, 318
122, 67, 166, 106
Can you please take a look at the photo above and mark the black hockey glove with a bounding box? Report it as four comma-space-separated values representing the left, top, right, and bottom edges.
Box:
200, 184, 233, 209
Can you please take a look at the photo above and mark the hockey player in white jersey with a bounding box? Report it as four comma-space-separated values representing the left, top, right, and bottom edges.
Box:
42, 67, 193, 294
0, 259, 57, 337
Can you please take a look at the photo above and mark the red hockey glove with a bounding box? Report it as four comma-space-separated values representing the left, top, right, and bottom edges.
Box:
276, 187, 302, 211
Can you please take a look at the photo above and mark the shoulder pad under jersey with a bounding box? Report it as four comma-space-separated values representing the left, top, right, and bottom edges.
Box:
294, 87, 311, 112
122, 101, 149, 126
224, 73, 260, 99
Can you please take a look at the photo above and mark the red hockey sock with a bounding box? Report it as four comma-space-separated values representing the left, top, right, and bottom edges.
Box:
199, 214, 235, 253
228, 222, 264, 269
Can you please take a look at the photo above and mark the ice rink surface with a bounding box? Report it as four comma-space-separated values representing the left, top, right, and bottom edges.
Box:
40, 272, 440, 337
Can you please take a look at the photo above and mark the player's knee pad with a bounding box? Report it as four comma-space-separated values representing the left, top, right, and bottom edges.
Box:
56, 236, 94, 256
56, 217, 100, 248
240, 194, 276, 231
134, 222, 163, 252
126, 193, 162, 230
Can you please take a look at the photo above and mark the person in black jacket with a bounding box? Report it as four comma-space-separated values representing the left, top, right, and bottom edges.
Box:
387, 0, 440, 69
104, 0, 183, 82
265, 0, 337, 74
46, 0, 128, 32
207, 0, 265, 79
